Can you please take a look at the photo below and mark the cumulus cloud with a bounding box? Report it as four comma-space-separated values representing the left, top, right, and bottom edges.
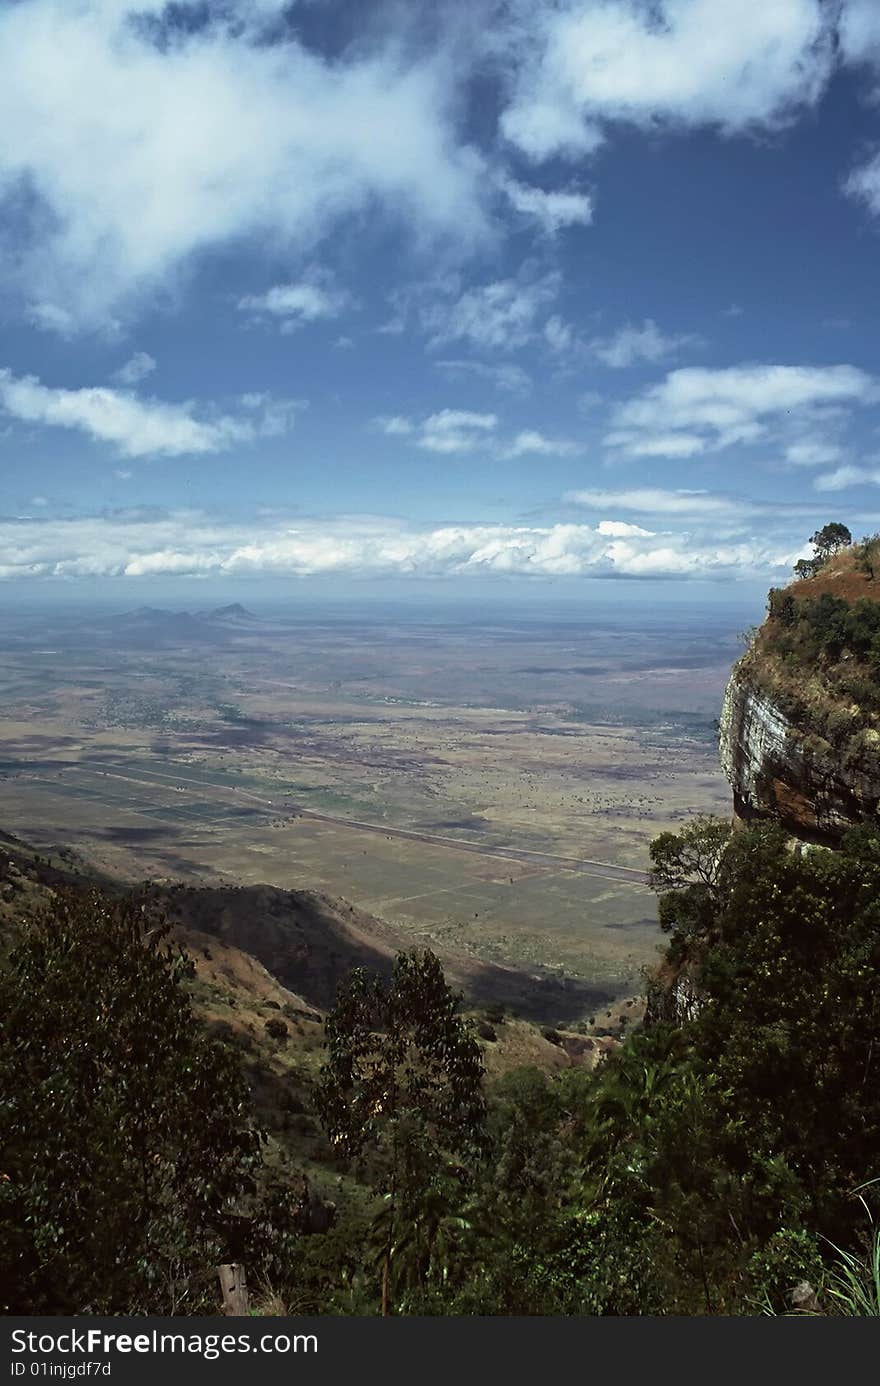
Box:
0, 0, 490, 331
590, 319, 699, 369
840, 0, 880, 59
595, 519, 654, 537
0, 509, 798, 584
0, 368, 302, 457
605, 364, 878, 458
500, 0, 835, 162
814, 3, 880, 220
112, 351, 157, 385
499, 177, 593, 233
238, 269, 352, 331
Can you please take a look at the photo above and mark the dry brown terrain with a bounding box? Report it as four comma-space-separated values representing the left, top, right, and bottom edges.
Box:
0, 600, 744, 1016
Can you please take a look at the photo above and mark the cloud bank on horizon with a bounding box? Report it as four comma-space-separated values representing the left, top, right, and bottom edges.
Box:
3, 0, 880, 589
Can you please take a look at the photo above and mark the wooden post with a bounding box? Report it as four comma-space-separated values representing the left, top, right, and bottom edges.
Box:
218, 1262, 250, 1316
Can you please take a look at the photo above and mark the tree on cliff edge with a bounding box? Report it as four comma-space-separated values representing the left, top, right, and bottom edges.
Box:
794, 523, 852, 579
811, 523, 852, 559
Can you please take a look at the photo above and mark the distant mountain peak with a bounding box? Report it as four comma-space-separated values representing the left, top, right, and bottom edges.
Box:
206, 603, 258, 621
128, 605, 174, 619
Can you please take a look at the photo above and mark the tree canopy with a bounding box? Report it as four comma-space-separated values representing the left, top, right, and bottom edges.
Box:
0, 889, 263, 1314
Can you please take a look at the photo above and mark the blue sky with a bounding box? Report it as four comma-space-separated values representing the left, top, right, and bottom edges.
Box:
5, 0, 880, 601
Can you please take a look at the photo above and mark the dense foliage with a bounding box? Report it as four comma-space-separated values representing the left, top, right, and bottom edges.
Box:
297, 819, 880, 1314
764, 542, 880, 725
0, 889, 264, 1314
4, 816, 880, 1315
316, 951, 486, 1313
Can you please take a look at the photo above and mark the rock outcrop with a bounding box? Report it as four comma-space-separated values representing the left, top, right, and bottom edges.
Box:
719, 660, 880, 843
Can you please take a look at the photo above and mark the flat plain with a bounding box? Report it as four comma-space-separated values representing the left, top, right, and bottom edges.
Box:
0, 598, 748, 1006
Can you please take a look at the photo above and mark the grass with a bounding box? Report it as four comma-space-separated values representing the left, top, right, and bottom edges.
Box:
824, 1185, 880, 1316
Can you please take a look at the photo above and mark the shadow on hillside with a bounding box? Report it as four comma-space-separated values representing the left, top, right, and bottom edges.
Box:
0, 830, 626, 1027
150, 880, 618, 1025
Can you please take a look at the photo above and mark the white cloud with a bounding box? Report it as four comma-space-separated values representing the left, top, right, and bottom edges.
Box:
0, 368, 301, 457
113, 351, 157, 385
374, 415, 415, 436
543, 315, 575, 354
595, 519, 654, 537
839, 0, 880, 72
0, 0, 490, 331
0, 509, 799, 584
843, 154, 880, 218
435, 360, 532, 394
419, 410, 499, 454
814, 464, 880, 491
376, 410, 578, 458
502, 429, 580, 459
421, 271, 561, 352
567, 487, 769, 517
237, 392, 304, 438
606, 364, 878, 458
590, 319, 698, 369
375, 409, 498, 453
501, 0, 834, 162
500, 177, 593, 233
785, 439, 844, 467
27, 303, 80, 338
238, 269, 351, 330
605, 431, 706, 459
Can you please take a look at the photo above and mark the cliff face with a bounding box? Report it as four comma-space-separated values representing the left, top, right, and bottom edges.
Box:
719, 663, 880, 842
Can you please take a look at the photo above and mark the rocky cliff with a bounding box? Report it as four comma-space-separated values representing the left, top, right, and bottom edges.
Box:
719, 667, 880, 841
719, 549, 880, 842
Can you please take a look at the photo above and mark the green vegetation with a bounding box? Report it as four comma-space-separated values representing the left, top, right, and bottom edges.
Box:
755, 535, 880, 740
5, 809, 880, 1314
0, 890, 264, 1314
316, 952, 486, 1314
792, 522, 852, 580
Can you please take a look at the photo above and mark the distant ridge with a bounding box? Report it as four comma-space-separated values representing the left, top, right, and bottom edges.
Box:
61, 602, 262, 648
203, 603, 259, 622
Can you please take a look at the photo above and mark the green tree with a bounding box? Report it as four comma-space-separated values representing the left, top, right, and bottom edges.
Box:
647, 820, 880, 1258
794, 557, 820, 580
648, 815, 731, 938
316, 950, 485, 1313
810, 523, 852, 561
0, 888, 263, 1314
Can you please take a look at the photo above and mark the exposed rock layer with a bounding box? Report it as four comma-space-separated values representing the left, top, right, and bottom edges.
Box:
719, 665, 880, 842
